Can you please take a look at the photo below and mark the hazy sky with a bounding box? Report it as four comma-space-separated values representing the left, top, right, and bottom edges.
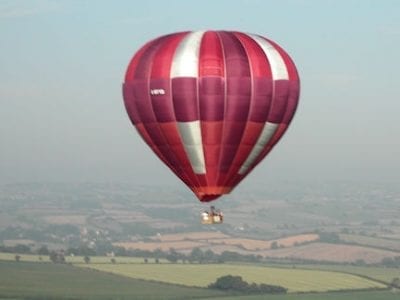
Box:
1, 0, 399, 189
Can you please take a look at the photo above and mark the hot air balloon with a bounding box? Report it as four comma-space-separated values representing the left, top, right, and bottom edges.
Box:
123, 31, 300, 223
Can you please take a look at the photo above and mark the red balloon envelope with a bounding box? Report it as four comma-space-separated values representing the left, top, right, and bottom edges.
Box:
123, 31, 300, 202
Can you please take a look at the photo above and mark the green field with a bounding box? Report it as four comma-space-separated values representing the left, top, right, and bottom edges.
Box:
0, 258, 396, 300
200, 290, 400, 300
290, 264, 400, 284
0, 252, 168, 264
2, 252, 395, 292
78, 263, 386, 292
2, 252, 399, 285
0, 261, 225, 300
339, 234, 400, 251
0, 252, 52, 262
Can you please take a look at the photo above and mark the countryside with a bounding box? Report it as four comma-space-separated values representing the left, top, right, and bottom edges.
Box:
1, 1, 400, 299
1, 182, 399, 299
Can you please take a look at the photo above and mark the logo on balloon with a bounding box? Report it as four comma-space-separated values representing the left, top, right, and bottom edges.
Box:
150, 89, 166, 95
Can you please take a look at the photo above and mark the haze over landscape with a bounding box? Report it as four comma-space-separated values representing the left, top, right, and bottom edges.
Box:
0, 1, 400, 300
1, 0, 399, 187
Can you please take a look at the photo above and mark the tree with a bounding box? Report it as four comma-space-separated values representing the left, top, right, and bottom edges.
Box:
153, 248, 164, 259
14, 244, 31, 254
381, 257, 395, 267
66, 246, 96, 257
341, 227, 350, 234
258, 283, 287, 294
220, 251, 241, 263
110, 258, 116, 264
166, 248, 179, 263
49, 251, 65, 263
114, 246, 127, 256
354, 259, 366, 266
208, 275, 287, 294
15, 255, 21, 262
391, 277, 400, 289
318, 232, 340, 243
270, 241, 279, 249
38, 245, 50, 255
208, 275, 248, 291
190, 248, 204, 263
49, 251, 57, 263
204, 249, 216, 263
144, 258, 148, 263
84, 256, 90, 264
79, 246, 96, 256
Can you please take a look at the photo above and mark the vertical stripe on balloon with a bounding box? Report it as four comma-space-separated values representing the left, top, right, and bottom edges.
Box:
171, 31, 206, 174
236, 34, 290, 175
247, 34, 289, 80
238, 122, 278, 174
216, 31, 251, 180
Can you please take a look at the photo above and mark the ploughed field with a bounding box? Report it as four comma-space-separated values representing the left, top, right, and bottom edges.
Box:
113, 232, 320, 252
260, 242, 399, 264
113, 231, 400, 263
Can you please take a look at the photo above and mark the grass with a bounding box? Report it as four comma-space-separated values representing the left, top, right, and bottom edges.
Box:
66, 255, 169, 264
197, 290, 400, 300
0, 261, 225, 300
339, 234, 400, 251
0, 252, 52, 262
78, 263, 387, 292
2, 252, 398, 284
0, 257, 395, 300
288, 264, 400, 284
0, 252, 168, 264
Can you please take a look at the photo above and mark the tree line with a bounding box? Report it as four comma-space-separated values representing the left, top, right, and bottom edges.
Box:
3, 243, 400, 267
208, 275, 287, 294
1, 244, 264, 264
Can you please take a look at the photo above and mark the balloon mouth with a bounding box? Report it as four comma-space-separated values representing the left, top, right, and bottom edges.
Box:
192, 186, 232, 202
